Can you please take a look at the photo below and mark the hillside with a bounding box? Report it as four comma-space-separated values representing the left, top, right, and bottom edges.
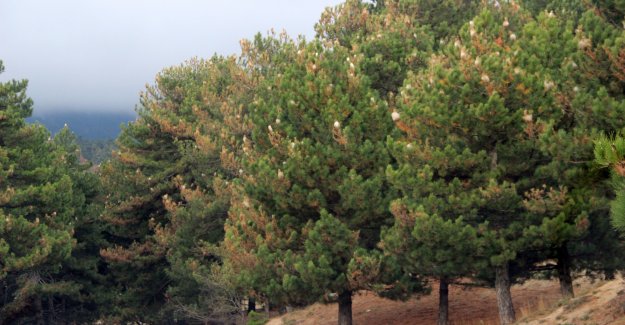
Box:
520, 277, 625, 325
266, 277, 625, 325
29, 110, 135, 139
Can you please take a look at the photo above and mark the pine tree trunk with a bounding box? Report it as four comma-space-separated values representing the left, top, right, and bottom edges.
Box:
557, 244, 574, 299
438, 277, 449, 325
338, 290, 353, 325
248, 297, 256, 313
495, 263, 515, 325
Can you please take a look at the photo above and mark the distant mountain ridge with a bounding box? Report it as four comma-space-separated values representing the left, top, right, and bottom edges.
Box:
29, 111, 136, 140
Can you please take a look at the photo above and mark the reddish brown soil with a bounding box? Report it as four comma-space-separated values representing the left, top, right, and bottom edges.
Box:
521, 277, 625, 325
266, 279, 598, 325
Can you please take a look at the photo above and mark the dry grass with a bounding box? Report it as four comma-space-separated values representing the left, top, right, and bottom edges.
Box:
262, 276, 625, 325
266, 279, 569, 325
520, 276, 625, 325
516, 295, 552, 320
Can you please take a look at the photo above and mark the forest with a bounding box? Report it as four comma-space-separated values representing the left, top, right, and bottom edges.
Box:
2, 0, 625, 324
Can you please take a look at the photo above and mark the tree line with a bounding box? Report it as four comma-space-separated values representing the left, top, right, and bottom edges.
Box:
2, 0, 625, 324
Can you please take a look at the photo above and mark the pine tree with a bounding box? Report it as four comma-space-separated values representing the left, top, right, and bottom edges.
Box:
49, 126, 110, 323
98, 107, 175, 322
381, 212, 487, 325
383, 6, 563, 324
380, 176, 491, 325
98, 62, 204, 321
0, 60, 101, 324
154, 56, 254, 323
383, 3, 625, 323
100, 57, 245, 322
224, 34, 401, 325
516, 3, 625, 297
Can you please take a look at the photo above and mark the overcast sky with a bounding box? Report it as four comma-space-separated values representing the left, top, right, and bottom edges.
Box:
0, 0, 344, 114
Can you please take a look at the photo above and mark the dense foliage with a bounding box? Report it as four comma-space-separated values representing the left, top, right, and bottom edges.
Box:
3, 0, 625, 324
76, 138, 116, 164
0, 61, 107, 324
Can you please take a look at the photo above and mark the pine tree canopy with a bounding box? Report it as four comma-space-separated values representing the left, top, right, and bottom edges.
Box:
224, 35, 398, 311
0, 61, 107, 324
3, 0, 625, 324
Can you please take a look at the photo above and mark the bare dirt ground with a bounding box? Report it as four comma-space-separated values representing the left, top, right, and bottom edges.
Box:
520, 276, 625, 325
266, 277, 624, 325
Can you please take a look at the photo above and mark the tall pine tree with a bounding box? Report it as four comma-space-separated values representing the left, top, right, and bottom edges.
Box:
0, 61, 104, 324
382, 2, 625, 323
100, 57, 246, 323
224, 35, 400, 325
